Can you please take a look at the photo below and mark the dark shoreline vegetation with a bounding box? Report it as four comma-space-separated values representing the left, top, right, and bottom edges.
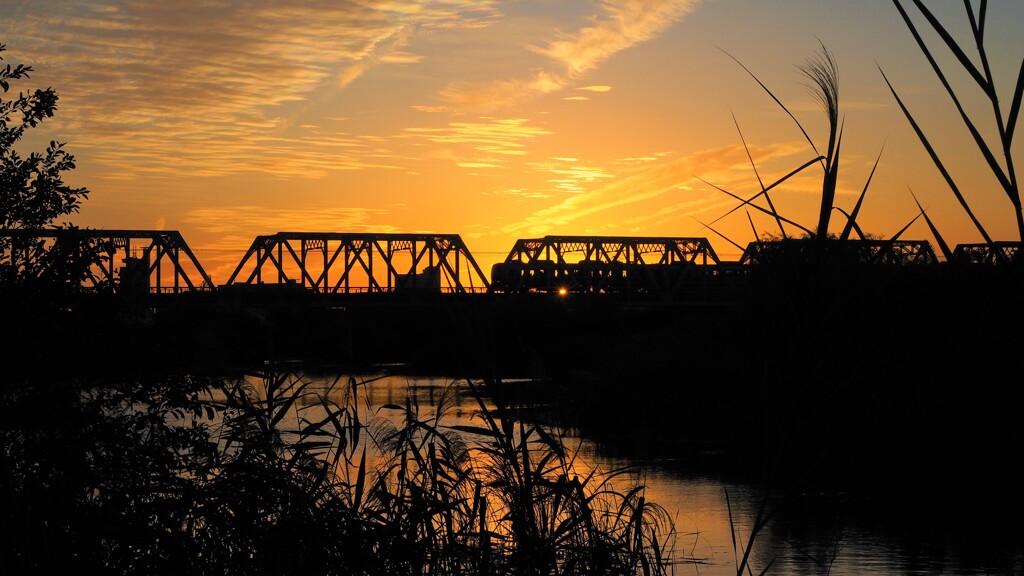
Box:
3, 363, 682, 575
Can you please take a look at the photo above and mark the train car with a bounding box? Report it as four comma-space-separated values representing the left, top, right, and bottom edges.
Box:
490, 259, 707, 294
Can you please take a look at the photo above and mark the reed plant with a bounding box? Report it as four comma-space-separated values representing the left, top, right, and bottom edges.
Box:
1, 369, 678, 575
709, 41, 858, 245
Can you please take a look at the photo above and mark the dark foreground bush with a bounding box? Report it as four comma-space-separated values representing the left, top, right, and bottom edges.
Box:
1, 370, 676, 575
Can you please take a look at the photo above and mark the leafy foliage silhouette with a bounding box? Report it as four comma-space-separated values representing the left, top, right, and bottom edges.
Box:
0, 42, 96, 296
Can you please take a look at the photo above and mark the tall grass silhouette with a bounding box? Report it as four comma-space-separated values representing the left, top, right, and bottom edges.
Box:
2, 370, 679, 575
883, 0, 1024, 247
704, 40, 895, 252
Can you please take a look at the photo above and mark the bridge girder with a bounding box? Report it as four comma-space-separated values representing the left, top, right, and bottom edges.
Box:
223, 232, 490, 294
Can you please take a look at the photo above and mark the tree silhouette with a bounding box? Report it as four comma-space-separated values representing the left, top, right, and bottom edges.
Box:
1, 42, 95, 295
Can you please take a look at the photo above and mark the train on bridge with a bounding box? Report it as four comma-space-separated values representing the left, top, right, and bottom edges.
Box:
1, 228, 1020, 297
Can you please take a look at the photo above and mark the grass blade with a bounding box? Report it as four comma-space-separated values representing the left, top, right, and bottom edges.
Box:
900, 0, 987, 90
719, 47, 820, 159
833, 207, 866, 240
446, 424, 500, 438
724, 487, 740, 575
704, 155, 823, 228
965, 0, 985, 42
817, 122, 843, 238
692, 217, 746, 253
745, 210, 759, 241
840, 144, 884, 241
733, 111, 786, 237
699, 176, 815, 237
889, 212, 922, 242
910, 187, 954, 260
880, 67, 993, 243
1005, 55, 1024, 146
894, 0, 1014, 198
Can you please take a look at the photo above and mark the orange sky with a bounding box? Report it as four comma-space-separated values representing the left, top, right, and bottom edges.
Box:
3, 1, 1022, 284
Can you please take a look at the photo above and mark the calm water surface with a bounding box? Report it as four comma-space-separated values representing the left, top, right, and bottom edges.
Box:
287, 372, 1023, 576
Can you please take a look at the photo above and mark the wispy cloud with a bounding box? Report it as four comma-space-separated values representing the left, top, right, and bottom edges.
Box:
531, 0, 700, 76
501, 140, 810, 236
439, 0, 700, 109
484, 187, 553, 199
338, 25, 415, 89
185, 205, 398, 235
527, 158, 614, 194
611, 156, 660, 165
439, 70, 565, 109
411, 105, 450, 113
402, 118, 552, 168
1, 1, 502, 178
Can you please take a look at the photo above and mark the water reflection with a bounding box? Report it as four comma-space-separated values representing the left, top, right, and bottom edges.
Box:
264, 372, 1023, 576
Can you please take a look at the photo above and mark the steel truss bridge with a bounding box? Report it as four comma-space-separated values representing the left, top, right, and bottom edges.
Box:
739, 239, 939, 266
1, 229, 213, 294
3, 229, 1022, 296
490, 236, 723, 294
224, 232, 490, 294
952, 242, 1022, 265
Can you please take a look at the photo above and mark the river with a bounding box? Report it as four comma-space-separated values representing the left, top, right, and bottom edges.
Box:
271, 370, 1023, 576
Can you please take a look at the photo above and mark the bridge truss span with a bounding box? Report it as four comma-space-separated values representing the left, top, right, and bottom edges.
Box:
739, 239, 939, 267
502, 235, 721, 266
952, 242, 1023, 266
490, 235, 725, 295
223, 232, 490, 294
1, 228, 213, 294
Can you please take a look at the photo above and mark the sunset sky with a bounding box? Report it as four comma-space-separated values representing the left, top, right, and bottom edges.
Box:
3, 0, 1023, 283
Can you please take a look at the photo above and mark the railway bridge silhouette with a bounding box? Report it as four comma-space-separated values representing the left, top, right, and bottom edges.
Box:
6, 228, 1005, 300
4, 227, 1023, 381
